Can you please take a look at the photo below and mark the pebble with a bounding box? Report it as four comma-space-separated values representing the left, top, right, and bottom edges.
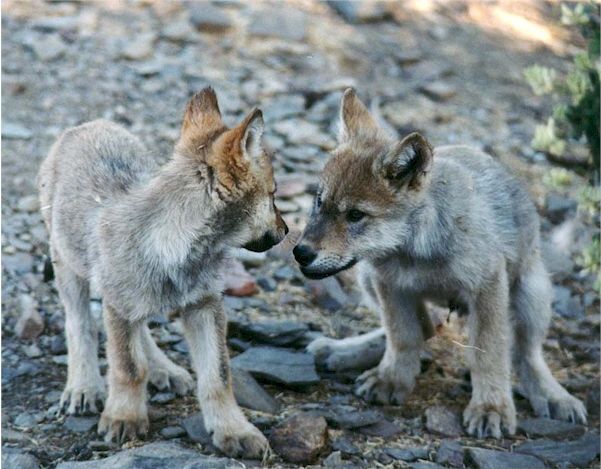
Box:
50, 335, 67, 355
273, 119, 328, 147
269, 413, 329, 464
2, 123, 33, 140
419, 81, 457, 101
517, 417, 585, 439
31, 34, 67, 61
159, 425, 186, 439
17, 195, 39, 213
1, 448, 40, 469
229, 319, 308, 347
188, 4, 231, 32
180, 413, 213, 446
436, 440, 464, 467
15, 295, 44, 340
545, 193, 577, 224
64, 416, 98, 433
515, 432, 601, 466
55, 441, 244, 468
383, 446, 430, 462
307, 277, 351, 312
553, 285, 583, 318
257, 276, 277, 292
327, 0, 390, 23
248, 7, 306, 41
120, 33, 155, 60
322, 450, 343, 466
14, 411, 43, 428
231, 346, 319, 387
23, 343, 42, 358
466, 447, 546, 469
320, 405, 382, 429
150, 392, 175, 404
358, 419, 403, 438
223, 258, 257, 297
586, 385, 600, 416
3, 253, 34, 274
275, 176, 307, 198
274, 265, 298, 281
232, 368, 280, 414
425, 406, 463, 437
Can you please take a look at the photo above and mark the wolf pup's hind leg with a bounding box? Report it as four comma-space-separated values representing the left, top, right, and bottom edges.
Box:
182, 295, 269, 459
54, 253, 105, 415
512, 258, 587, 423
98, 305, 149, 443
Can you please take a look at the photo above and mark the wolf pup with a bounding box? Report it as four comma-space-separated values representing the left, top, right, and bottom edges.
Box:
38, 88, 287, 457
293, 89, 586, 438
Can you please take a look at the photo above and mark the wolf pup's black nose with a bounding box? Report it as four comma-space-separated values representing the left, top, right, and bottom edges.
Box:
293, 244, 317, 267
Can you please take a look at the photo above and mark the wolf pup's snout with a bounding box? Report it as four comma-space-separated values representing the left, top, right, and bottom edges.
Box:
293, 244, 317, 266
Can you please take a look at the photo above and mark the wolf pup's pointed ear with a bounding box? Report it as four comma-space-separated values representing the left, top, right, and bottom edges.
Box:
239, 108, 264, 161
182, 87, 223, 135
380, 132, 433, 190
339, 88, 380, 143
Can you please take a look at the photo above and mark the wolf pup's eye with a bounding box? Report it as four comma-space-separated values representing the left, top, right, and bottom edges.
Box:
347, 209, 365, 223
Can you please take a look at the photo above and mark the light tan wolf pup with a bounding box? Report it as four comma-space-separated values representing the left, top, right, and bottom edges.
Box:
294, 89, 587, 439
38, 87, 288, 458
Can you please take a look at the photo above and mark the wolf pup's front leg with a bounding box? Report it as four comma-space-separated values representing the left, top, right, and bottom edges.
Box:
182, 295, 269, 458
463, 262, 516, 438
356, 280, 431, 405
98, 305, 149, 443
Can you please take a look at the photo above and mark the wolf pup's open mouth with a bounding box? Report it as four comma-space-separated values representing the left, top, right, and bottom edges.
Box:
300, 258, 357, 279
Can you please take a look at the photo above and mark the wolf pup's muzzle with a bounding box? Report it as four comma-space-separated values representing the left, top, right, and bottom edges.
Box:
244, 223, 289, 253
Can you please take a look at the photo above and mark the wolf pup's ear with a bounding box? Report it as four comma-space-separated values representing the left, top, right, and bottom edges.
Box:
338, 88, 380, 143
181, 87, 224, 136
379, 132, 433, 190
238, 108, 264, 162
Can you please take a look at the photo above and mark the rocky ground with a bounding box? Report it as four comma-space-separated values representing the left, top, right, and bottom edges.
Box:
1, 1, 600, 468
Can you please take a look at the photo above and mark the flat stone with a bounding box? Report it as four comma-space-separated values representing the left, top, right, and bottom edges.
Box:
159, 425, 186, 439
275, 176, 307, 198
2, 447, 40, 469
269, 413, 329, 464
273, 119, 330, 147
327, 0, 390, 23
515, 432, 600, 466
120, 33, 155, 60
384, 446, 430, 462
232, 368, 280, 414
180, 412, 213, 446
64, 416, 98, 433
541, 240, 574, 280
586, 385, 600, 416
231, 347, 319, 387
223, 258, 257, 297
553, 285, 583, 318
2, 428, 29, 443
409, 463, 444, 469
2, 123, 32, 139
14, 412, 41, 428
517, 417, 585, 439
15, 295, 44, 340
17, 195, 39, 212
248, 7, 306, 41
3, 253, 34, 274
425, 406, 463, 437
358, 419, 402, 438
274, 265, 298, 281
323, 450, 343, 466
545, 193, 577, 224
188, 4, 231, 32
307, 277, 351, 312
436, 440, 464, 467
31, 34, 66, 61
150, 392, 175, 404
31, 16, 80, 32
257, 276, 277, 292
419, 81, 457, 101
56, 441, 244, 468
264, 94, 306, 122
229, 320, 308, 347
331, 436, 360, 456
466, 447, 546, 469
322, 405, 382, 429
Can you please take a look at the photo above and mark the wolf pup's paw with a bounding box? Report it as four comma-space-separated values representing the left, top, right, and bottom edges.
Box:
355, 366, 412, 406
59, 378, 106, 415
463, 394, 516, 439
98, 411, 149, 444
148, 364, 194, 396
530, 392, 587, 424
212, 422, 269, 459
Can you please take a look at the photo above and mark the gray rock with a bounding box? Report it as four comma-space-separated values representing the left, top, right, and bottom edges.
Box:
31, 34, 66, 61
232, 368, 280, 414
3, 253, 34, 274
331, 436, 360, 456
273, 119, 329, 147
64, 416, 98, 433
150, 392, 175, 404
358, 419, 402, 438
162, 18, 196, 42
307, 277, 351, 312
17, 195, 39, 212
541, 240, 574, 280
409, 463, 444, 469
15, 295, 44, 340
248, 7, 306, 41
180, 412, 213, 446
188, 4, 231, 32
517, 417, 585, 439
269, 413, 329, 464
229, 319, 308, 346
50, 335, 67, 355
274, 265, 299, 281
56, 441, 244, 468
586, 385, 600, 417
323, 450, 343, 466
466, 447, 546, 469
384, 446, 429, 462
321, 405, 382, 429
31, 16, 80, 32
2, 429, 30, 444
2, 123, 32, 140
436, 440, 463, 467
14, 411, 41, 428
264, 95, 306, 122
425, 406, 463, 437
545, 193, 577, 224
231, 346, 319, 387
553, 285, 583, 318
159, 425, 185, 439
120, 33, 155, 60
2, 447, 40, 469
419, 81, 457, 101
327, 0, 390, 23
257, 276, 277, 292
515, 432, 600, 466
